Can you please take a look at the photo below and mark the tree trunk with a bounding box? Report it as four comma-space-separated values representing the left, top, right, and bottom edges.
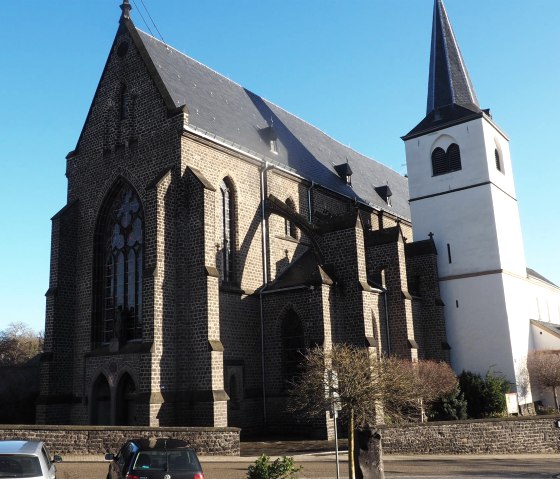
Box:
348, 409, 355, 479
354, 427, 385, 479
554, 386, 559, 412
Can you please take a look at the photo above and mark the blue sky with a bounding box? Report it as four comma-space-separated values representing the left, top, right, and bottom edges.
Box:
1, 1, 559, 333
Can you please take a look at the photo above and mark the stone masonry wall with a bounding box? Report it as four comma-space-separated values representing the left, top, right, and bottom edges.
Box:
0, 426, 240, 456
380, 415, 560, 455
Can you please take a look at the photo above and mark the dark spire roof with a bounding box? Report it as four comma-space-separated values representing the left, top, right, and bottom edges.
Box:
427, 0, 479, 114
403, 0, 484, 140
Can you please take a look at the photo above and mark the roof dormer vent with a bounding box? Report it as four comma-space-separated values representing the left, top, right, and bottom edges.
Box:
334, 161, 353, 186
260, 125, 278, 154
375, 183, 393, 206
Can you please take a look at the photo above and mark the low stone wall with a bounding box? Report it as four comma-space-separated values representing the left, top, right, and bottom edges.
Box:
380, 415, 560, 455
0, 425, 240, 456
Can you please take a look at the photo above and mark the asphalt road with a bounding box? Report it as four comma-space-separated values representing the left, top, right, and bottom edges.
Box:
56, 454, 560, 479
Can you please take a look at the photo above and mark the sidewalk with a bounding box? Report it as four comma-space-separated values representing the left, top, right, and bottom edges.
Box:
60, 437, 560, 465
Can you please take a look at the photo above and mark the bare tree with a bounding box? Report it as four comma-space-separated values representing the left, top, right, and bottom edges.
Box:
288, 345, 456, 479
409, 359, 458, 421
0, 322, 43, 366
527, 350, 560, 411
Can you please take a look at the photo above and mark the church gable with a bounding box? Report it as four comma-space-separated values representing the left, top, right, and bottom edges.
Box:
71, 23, 179, 162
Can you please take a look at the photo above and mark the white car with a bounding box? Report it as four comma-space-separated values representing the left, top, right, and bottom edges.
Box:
0, 441, 61, 479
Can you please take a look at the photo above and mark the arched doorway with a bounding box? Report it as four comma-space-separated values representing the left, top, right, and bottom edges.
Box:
90, 374, 111, 425
115, 373, 137, 425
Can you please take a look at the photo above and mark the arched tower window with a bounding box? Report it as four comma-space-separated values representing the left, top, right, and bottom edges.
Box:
284, 198, 297, 239
281, 309, 305, 385
95, 182, 144, 344
431, 143, 462, 176
447, 143, 462, 171
219, 178, 235, 283
431, 147, 447, 176
495, 149, 503, 172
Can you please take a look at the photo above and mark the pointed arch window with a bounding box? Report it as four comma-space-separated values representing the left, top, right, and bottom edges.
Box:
431, 143, 462, 176
284, 198, 297, 239
281, 309, 305, 385
119, 83, 128, 121
219, 178, 235, 283
95, 183, 144, 344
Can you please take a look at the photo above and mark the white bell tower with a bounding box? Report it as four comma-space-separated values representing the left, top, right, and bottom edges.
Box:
403, 0, 531, 397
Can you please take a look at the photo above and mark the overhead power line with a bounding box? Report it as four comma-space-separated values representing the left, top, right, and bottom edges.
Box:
130, 0, 166, 46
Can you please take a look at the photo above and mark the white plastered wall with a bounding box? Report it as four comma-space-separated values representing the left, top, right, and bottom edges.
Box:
405, 116, 531, 402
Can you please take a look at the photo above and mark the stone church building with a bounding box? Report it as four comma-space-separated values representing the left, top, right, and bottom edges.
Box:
38, 0, 560, 434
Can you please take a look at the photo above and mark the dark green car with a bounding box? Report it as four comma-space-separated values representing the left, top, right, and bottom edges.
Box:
105, 438, 203, 479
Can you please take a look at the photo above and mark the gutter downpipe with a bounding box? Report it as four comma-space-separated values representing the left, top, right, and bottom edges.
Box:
307, 182, 315, 223
259, 162, 273, 427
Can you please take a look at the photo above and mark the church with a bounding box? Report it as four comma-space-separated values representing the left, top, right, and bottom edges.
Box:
38, 0, 560, 435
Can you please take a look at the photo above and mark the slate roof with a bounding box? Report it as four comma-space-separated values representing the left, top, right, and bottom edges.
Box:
530, 319, 560, 339
527, 268, 559, 288
404, 0, 482, 140
133, 27, 411, 220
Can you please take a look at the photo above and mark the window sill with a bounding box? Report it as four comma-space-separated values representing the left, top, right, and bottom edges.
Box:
86, 341, 153, 357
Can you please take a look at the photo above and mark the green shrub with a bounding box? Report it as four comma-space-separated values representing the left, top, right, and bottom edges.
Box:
247, 454, 302, 479
429, 385, 467, 421
458, 370, 510, 419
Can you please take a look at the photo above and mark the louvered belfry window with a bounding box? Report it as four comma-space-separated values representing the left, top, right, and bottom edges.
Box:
431, 143, 462, 176
495, 149, 503, 172
98, 184, 144, 343
431, 147, 447, 176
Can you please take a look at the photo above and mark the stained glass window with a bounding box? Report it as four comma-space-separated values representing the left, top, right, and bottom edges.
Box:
219, 179, 234, 283
99, 185, 144, 343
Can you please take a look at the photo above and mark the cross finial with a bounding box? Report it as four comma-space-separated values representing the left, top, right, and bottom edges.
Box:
120, 0, 132, 20
428, 232, 434, 240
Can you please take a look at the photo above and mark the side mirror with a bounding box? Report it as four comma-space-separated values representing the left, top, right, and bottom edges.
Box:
52, 455, 63, 463
105, 453, 115, 461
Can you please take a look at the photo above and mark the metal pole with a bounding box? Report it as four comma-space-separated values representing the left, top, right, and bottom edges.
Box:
334, 408, 340, 479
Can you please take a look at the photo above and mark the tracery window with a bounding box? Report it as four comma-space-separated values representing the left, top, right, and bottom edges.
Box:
97, 184, 144, 343
219, 179, 235, 283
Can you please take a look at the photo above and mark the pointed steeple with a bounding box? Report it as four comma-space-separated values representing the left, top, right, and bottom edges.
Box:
120, 0, 132, 21
403, 0, 486, 140
427, 0, 479, 114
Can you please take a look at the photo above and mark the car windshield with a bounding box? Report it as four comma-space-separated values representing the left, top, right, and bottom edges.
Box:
0, 455, 42, 478
133, 450, 199, 472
